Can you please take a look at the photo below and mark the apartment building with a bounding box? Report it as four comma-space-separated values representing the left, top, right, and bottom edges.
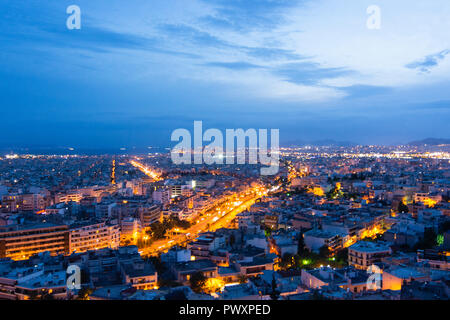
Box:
55, 193, 83, 203
348, 241, 392, 270
138, 205, 162, 227
303, 229, 344, 253
0, 262, 67, 300
0, 224, 69, 260
1, 194, 45, 213
69, 221, 120, 254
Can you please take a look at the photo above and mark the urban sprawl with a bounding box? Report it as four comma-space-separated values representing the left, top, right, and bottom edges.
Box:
0, 144, 449, 300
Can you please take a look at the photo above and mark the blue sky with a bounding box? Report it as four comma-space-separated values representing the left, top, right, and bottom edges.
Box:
0, 0, 449, 148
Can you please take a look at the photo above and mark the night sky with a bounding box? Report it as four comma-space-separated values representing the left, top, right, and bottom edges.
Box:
1, 0, 449, 148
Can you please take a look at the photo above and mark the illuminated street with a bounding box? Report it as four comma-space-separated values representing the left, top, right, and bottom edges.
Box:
141, 186, 268, 256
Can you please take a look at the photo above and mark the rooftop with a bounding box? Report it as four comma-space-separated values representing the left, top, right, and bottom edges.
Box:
349, 241, 391, 253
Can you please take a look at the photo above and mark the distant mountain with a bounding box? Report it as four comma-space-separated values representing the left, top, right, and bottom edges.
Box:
407, 138, 450, 146
283, 139, 356, 147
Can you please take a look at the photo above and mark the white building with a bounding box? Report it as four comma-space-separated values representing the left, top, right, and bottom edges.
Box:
348, 241, 392, 270
303, 229, 343, 253
69, 222, 120, 253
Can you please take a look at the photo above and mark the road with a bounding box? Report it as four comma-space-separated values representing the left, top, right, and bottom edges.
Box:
130, 159, 162, 181
141, 186, 267, 257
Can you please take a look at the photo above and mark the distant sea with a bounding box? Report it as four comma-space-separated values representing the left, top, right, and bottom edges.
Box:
0, 146, 170, 156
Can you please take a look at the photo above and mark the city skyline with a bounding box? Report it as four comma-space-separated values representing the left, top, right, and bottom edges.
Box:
1, 0, 449, 148
0, 0, 449, 305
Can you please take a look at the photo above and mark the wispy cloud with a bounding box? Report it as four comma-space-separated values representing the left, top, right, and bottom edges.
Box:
244, 47, 305, 61
405, 50, 449, 73
204, 61, 264, 70
275, 62, 354, 86
157, 23, 236, 50
200, 0, 307, 32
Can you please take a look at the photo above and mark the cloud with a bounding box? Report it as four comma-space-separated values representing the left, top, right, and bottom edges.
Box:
340, 85, 392, 99
0, 1, 199, 58
405, 50, 449, 73
204, 61, 264, 70
157, 23, 237, 50
200, 0, 307, 31
244, 47, 305, 61
274, 62, 354, 86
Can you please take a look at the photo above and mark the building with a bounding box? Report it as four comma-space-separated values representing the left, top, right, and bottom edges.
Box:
414, 193, 442, 205
121, 261, 158, 290
187, 232, 225, 260
120, 218, 142, 243
0, 224, 69, 260
55, 193, 83, 203
0, 262, 67, 300
233, 255, 276, 277
301, 266, 371, 294
95, 201, 116, 219
348, 241, 392, 270
382, 267, 429, 291
161, 247, 192, 264
417, 249, 450, 271
139, 205, 162, 227
171, 260, 218, 285
18, 194, 45, 212
69, 221, 120, 254
303, 229, 343, 253
152, 187, 171, 206
264, 214, 279, 230
1, 195, 19, 213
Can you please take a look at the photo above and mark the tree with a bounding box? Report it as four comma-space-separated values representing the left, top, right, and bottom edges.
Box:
76, 287, 93, 300
189, 272, 207, 293
336, 248, 348, 264
312, 289, 326, 300
29, 291, 39, 300
414, 228, 437, 250
264, 226, 272, 238
319, 245, 331, 258
237, 275, 247, 284
297, 233, 306, 255
279, 253, 293, 270
438, 221, 450, 234
269, 274, 280, 300
398, 201, 409, 213
40, 293, 55, 300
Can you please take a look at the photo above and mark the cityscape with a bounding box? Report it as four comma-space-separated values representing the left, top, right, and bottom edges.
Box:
0, 0, 449, 309
0, 143, 449, 300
